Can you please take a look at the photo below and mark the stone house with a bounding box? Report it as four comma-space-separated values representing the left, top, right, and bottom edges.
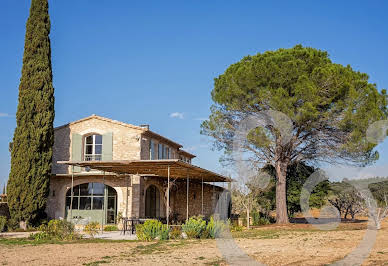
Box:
47, 115, 231, 225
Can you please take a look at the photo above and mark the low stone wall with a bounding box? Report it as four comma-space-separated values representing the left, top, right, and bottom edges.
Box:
0, 202, 10, 218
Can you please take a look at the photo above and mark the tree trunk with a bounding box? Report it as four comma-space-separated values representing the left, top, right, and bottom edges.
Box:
376, 220, 381, 230
275, 161, 289, 224
247, 207, 250, 230
344, 208, 349, 220
19, 221, 27, 231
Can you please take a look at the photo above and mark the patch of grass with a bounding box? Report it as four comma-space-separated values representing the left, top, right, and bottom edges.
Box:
0, 237, 136, 246
231, 229, 283, 239
197, 256, 206, 260
205, 258, 226, 265
83, 260, 110, 266
132, 242, 166, 255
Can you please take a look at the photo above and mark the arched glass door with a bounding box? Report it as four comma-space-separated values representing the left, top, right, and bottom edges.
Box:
65, 183, 117, 224
145, 185, 160, 218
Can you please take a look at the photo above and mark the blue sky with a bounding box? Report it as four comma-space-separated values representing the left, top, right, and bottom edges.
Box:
1, 0, 388, 187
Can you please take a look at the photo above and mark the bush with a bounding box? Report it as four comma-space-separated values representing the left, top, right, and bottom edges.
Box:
135, 224, 145, 240
206, 217, 225, 238
200, 229, 210, 239
182, 216, 206, 239
84, 222, 100, 238
136, 219, 170, 241
251, 211, 261, 226
256, 217, 271, 225
104, 225, 118, 231
169, 227, 182, 239
0, 216, 7, 232
158, 224, 169, 240
30, 219, 79, 241
230, 224, 243, 232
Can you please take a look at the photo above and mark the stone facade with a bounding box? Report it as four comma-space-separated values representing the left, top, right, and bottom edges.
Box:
47, 115, 228, 224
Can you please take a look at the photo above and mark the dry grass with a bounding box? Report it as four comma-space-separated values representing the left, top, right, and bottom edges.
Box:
0, 219, 387, 265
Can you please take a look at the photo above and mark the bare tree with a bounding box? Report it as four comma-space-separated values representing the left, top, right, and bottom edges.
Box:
363, 193, 388, 230
231, 171, 267, 229
329, 188, 364, 220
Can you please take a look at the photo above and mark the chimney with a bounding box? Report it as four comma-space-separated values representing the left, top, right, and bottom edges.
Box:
140, 124, 150, 130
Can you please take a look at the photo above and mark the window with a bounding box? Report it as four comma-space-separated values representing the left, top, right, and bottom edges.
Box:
150, 139, 155, 160
65, 183, 116, 212
158, 143, 163, 159
84, 134, 102, 161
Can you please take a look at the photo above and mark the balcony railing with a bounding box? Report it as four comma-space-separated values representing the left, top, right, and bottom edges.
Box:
84, 154, 102, 161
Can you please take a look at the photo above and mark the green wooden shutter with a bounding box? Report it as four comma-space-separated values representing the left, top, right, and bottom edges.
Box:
102, 132, 113, 161
71, 133, 82, 172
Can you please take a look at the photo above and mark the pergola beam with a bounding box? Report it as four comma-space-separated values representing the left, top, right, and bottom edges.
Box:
58, 160, 233, 183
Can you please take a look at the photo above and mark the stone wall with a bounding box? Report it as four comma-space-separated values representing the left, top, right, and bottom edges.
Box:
140, 136, 180, 160
47, 174, 135, 220
141, 177, 225, 221
47, 174, 227, 223
52, 116, 144, 175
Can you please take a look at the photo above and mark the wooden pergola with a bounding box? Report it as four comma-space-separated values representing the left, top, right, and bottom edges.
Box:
58, 160, 232, 228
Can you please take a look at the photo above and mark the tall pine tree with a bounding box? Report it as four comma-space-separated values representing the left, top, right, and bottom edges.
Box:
7, 0, 55, 228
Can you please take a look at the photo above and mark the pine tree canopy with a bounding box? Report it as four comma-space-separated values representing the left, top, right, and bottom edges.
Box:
7, 0, 55, 227
202, 45, 387, 166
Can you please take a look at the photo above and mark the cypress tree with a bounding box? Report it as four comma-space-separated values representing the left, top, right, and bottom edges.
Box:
7, 0, 55, 228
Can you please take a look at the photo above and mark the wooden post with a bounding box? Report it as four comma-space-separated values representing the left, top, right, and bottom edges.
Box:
126, 175, 129, 218
70, 165, 74, 223
101, 172, 105, 234
167, 165, 170, 227
186, 174, 189, 221
201, 176, 204, 216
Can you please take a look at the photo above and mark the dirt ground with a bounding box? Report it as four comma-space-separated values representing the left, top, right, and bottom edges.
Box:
0, 219, 387, 266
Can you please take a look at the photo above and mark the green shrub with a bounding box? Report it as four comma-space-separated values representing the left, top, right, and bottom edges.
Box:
230, 224, 243, 232
84, 222, 100, 238
136, 219, 170, 241
200, 229, 210, 239
104, 225, 118, 231
0, 216, 7, 232
256, 217, 271, 225
158, 224, 169, 240
251, 211, 261, 226
182, 216, 206, 239
206, 217, 225, 238
135, 224, 145, 240
30, 219, 79, 241
169, 227, 182, 239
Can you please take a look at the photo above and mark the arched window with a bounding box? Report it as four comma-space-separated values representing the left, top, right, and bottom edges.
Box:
65, 183, 117, 224
84, 134, 102, 161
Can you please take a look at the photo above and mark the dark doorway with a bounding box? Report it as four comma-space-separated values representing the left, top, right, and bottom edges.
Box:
145, 185, 160, 218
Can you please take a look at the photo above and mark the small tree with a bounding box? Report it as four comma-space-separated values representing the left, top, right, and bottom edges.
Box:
363, 194, 387, 230
363, 180, 388, 230
231, 172, 264, 229
329, 183, 364, 220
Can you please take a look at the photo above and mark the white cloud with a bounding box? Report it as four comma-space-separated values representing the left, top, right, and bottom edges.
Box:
0, 113, 12, 118
170, 112, 184, 119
